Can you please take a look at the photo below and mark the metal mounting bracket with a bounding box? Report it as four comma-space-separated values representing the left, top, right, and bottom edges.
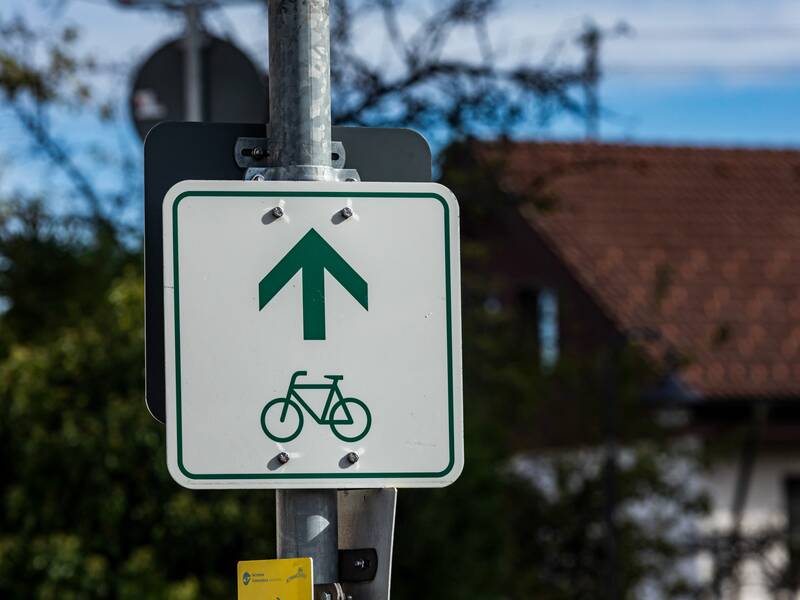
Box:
235, 136, 360, 182
337, 489, 397, 600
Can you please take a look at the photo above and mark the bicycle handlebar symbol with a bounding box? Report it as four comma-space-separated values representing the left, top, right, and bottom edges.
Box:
261, 371, 371, 443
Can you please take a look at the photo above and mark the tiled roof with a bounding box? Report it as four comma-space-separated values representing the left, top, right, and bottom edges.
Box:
490, 141, 800, 399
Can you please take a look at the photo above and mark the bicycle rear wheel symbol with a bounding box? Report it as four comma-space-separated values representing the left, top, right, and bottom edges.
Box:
261, 371, 371, 443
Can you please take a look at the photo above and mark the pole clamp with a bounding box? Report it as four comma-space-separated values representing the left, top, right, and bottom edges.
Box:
235, 137, 360, 182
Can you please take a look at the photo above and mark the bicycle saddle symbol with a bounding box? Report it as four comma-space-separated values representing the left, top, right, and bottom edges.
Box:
261, 371, 371, 443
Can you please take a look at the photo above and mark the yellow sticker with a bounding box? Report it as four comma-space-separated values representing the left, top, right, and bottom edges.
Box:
237, 557, 313, 600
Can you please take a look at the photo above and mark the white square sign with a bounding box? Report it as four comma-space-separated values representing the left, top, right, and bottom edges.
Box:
163, 180, 463, 488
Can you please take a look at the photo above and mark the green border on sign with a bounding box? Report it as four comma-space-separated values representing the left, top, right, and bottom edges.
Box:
172, 190, 456, 480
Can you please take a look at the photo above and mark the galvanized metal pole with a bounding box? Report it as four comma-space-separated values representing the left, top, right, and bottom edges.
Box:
276, 489, 338, 585
268, 0, 339, 586
266, 0, 333, 181
183, 1, 203, 122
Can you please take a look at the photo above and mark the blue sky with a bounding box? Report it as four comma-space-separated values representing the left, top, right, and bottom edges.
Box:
1, 0, 799, 203
5, 0, 800, 144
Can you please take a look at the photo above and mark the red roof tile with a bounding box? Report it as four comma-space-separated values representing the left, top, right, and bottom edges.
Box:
491, 141, 800, 399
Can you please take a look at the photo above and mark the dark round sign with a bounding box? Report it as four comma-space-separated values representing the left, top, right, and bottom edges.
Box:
130, 35, 268, 140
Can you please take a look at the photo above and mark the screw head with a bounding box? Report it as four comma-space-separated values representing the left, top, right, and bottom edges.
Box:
252, 174, 265, 181
346, 451, 359, 464
340, 206, 353, 219
353, 558, 367, 569
277, 452, 290, 464
272, 206, 284, 218
251, 146, 265, 160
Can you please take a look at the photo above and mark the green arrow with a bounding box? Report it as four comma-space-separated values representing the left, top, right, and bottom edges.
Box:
258, 228, 368, 340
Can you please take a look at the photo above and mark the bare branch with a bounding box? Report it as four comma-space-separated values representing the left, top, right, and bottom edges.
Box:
11, 101, 106, 217
331, 0, 587, 144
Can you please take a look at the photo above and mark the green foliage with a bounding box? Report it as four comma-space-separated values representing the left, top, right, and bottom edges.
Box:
0, 202, 125, 347
0, 210, 275, 599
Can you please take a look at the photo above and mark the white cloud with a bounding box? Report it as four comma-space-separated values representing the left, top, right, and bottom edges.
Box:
492, 0, 800, 83
6, 0, 798, 87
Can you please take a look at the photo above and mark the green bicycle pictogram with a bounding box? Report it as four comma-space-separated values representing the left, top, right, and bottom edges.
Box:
261, 371, 371, 443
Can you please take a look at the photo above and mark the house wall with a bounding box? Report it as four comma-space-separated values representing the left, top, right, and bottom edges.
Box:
697, 449, 800, 599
